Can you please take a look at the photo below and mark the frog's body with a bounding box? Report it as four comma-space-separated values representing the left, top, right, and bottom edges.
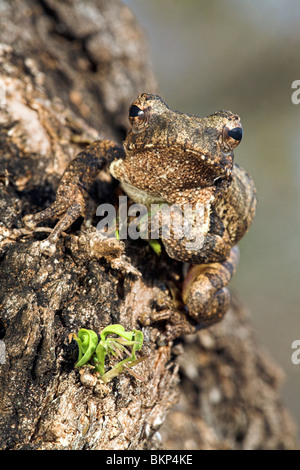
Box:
23, 93, 256, 334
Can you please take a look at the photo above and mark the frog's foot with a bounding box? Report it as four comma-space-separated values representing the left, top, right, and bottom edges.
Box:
23, 199, 65, 231
23, 190, 87, 254
183, 246, 240, 328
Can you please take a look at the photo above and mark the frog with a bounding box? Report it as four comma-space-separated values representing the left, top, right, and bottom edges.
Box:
23, 93, 256, 335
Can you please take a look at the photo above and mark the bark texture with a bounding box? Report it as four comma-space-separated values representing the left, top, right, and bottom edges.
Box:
0, 0, 298, 450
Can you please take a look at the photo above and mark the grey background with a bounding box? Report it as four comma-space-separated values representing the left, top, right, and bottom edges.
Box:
124, 0, 300, 433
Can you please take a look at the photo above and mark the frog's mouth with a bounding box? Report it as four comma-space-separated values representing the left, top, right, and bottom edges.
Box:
187, 147, 233, 181
221, 149, 232, 156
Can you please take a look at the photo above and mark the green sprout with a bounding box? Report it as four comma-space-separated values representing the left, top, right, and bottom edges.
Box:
148, 239, 162, 255
71, 325, 148, 384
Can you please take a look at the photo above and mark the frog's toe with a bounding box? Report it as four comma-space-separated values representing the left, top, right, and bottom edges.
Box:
23, 214, 37, 229
39, 238, 57, 256
182, 247, 239, 328
187, 286, 231, 328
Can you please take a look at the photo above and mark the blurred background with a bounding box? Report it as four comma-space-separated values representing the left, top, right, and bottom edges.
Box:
124, 0, 300, 432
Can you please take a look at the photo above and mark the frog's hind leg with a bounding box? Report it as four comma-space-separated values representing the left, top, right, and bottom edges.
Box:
182, 246, 240, 328
22, 139, 125, 254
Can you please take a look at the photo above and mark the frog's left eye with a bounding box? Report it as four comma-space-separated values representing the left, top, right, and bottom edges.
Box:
129, 104, 149, 133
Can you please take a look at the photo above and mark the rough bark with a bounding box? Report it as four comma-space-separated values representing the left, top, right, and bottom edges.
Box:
161, 297, 298, 450
0, 0, 297, 450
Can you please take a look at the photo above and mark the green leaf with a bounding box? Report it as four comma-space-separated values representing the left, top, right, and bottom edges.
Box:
100, 324, 134, 342
74, 329, 99, 368
94, 342, 107, 376
148, 239, 162, 255
131, 329, 144, 358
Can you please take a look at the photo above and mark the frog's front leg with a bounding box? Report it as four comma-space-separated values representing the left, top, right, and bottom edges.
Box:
182, 246, 239, 328
23, 139, 125, 254
160, 197, 232, 265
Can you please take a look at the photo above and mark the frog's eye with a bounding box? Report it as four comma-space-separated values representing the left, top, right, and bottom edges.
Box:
129, 105, 144, 118
222, 123, 243, 151
129, 104, 149, 133
227, 127, 243, 141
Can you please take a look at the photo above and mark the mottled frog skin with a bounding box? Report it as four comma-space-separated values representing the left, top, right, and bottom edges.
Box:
23, 93, 256, 334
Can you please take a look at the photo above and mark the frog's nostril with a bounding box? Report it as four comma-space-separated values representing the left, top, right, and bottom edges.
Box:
227, 127, 243, 141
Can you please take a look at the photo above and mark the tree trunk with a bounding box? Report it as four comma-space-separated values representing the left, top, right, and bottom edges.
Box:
0, 0, 297, 450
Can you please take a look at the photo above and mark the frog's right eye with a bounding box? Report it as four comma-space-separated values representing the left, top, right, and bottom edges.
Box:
129, 104, 149, 133
129, 105, 144, 118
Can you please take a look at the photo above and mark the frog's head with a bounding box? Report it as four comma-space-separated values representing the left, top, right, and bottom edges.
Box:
125, 93, 243, 186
